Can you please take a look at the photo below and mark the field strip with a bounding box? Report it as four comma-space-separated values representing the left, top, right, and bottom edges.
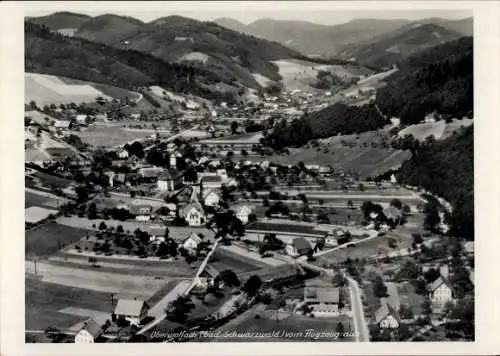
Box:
59, 307, 111, 326
218, 244, 286, 267
26, 261, 165, 300
47, 256, 194, 277
26, 187, 72, 202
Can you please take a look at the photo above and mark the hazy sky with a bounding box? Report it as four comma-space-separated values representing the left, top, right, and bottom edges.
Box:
25, 2, 472, 26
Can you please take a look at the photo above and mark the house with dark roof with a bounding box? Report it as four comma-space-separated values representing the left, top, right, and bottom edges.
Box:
74, 318, 103, 343
201, 174, 223, 189
114, 299, 149, 325
138, 166, 163, 180
129, 205, 153, 222
285, 237, 312, 257
374, 302, 400, 329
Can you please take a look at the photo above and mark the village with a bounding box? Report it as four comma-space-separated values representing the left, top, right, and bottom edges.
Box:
24, 82, 474, 344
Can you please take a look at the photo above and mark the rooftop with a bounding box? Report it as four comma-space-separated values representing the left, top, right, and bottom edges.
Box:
374, 302, 400, 324
114, 299, 148, 317
292, 237, 311, 251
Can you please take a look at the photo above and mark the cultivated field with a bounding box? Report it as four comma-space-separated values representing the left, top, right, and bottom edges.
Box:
398, 121, 446, 140
198, 132, 263, 145
209, 248, 268, 273
57, 77, 140, 101
240, 147, 410, 179
252, 73, 273, 87
75, 125, 159, 147
25, 189, 72, 209
317, 215, 424, 263
26, 260, 168, 300
25, 73, 112, 105
273, 59, 360, 92
441, 118, 474, 139
26, 223, 92, 260
26, 277, 115, 331
30, 171, 73, 189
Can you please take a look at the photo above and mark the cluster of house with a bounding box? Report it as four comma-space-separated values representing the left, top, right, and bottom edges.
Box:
371, 264, 468, 331
74, 298, 150, 343
25, 109, 108, 133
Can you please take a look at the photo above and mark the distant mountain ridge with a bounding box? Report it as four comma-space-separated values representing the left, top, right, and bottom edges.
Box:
26, 11, 91, 30
214, 17, 411, 56
213, 16, 472, 58
27, 13, 358, 92
26, 13, 314, 90
337, 23, 463, 69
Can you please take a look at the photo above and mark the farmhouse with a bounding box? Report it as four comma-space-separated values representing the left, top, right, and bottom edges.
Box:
374, 303, 400, 329
130, 205, 153, 221
169, 151, 182, 167
183, 232, 203, 250
138, 167, 163, 180
304, 279, 341, 315
324, 233, 340, 247
74, 319, 102, 343
428, 276, 454, 305
463, 241, 474, 255
203, 189, 220, 207
54, 118, 72, 129
75, 114, 87, 125
114, 299, 149, 325
233, 204, 255, 224
157, 169, 183, 191
117, 149, 129, 159
181, 202, 206, 226
285, 237, 312, 257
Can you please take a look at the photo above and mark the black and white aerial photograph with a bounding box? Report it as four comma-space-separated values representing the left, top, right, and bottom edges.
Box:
19, 1, 478, 346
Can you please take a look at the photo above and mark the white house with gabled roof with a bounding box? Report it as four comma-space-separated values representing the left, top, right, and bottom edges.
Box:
203, 189, 220, 207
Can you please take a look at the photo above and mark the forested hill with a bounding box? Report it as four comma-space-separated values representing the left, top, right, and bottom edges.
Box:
25, 22, 229, 100
397, 125, 473, 239
375, 37, 473, 125
261, 103, 388, 149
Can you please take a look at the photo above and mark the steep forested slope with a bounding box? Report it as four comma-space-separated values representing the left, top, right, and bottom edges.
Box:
398, 126, 473, 239
262, 103, 387, 149
25, 22, 229, 99
376, 37, 473, 124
